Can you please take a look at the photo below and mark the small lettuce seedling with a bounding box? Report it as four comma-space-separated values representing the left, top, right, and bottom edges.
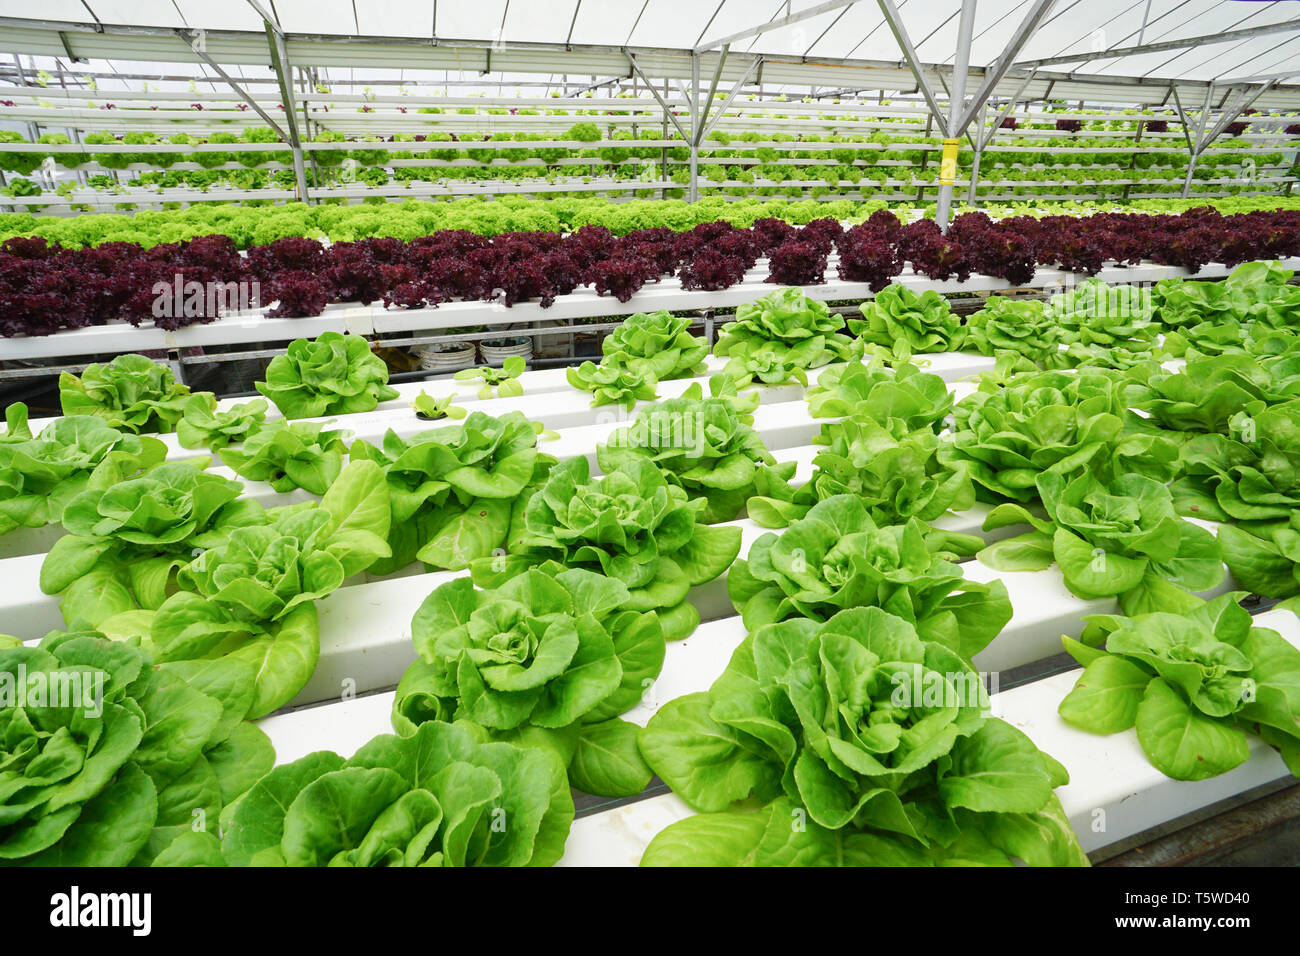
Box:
411, 390, 467, 421
454, 355, 526, 399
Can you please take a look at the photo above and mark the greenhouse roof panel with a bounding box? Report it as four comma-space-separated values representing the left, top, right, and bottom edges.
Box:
565, 0, 647, 47
0, 0, 1297, 97
437, 0, 509, 41
627, 0, 734, 50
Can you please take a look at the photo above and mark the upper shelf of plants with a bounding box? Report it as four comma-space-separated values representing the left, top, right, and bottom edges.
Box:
2, 87, 1296, 212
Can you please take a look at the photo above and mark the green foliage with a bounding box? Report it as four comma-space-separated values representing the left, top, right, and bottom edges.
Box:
850, 285, 966, 360
1060, 592, 1300, 781
469, 457, 740, 639
217, 720, 572, 866
256, 332, 399, 418
0, 631, 273, 865
349, 412, 554, 574
728, 495, 1011, 660
454, 356, 527, 400
59, 354, 199, 434
639, 606, 1086, 866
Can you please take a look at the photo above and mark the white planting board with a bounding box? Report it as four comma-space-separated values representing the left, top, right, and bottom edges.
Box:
551, 606, 1300, 866
3, 259, 1292, 363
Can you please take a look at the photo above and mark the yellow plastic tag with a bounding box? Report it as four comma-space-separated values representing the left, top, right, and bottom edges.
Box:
939, 138, 960, 185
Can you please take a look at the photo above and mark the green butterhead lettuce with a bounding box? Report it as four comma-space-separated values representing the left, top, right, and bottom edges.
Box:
746, 415, 975, 543
59, 354, 200, 434
0, 415, 166, 537
849, 284, 966, 360
0, 630, 274, 866
40, 462, 265, 628
256, 331, 399, 418
393, 563, 664, 796
470, 456, 740, 641
176, 396, 268, 450
217, 419, 351, 495
639, 606, 1087, 866
597, 392, 795, 523
966, 296, 1061, 366
566, 358, 660, 410
217, 720, 572, 867
979, 470, 1223, 601
144, 461, 392, 717
350, 411, 555, 573
804, 356, 953, 429
1060, 591, 1300, 781
601, 310, 708, 381
714, 287, 857, 371
943, 367, 1178, 503
1046, 278, 1158, 351
728, 495, 1011, 660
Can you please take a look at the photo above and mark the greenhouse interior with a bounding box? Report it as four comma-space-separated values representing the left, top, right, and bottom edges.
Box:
2, 0, 1300, 878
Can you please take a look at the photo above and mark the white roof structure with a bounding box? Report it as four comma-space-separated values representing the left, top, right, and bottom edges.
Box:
0, 1, 1297, 106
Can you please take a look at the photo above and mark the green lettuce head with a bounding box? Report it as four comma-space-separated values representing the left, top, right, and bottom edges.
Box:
714, 287, 857, 370
256, 331, 399, 418
944, 368, 1177, 503
966, 296, 1060, 365
350, 411, 555, 573
472, 457, 740, 640
639, 606, 1086, 866
747, 415, 975, 540
980, 470, 1223, 601
59, 354, 198, 434
849, 284, 966, 360
0, 415, 166, 536
804, 357, 952, 430
216, 720, 572, 867
601, 310, 708, 380
597, 392, 794, 523
394, 563, 665, 797
728, 495, 1011, 660
0, 630, 274, 866
40, 462, 266, 627
1060, 590, 1300, 781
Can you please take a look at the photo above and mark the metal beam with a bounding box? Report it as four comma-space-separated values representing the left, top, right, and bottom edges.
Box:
178, 30, 290, 141
875, 0, 946, 126
1018, 18, 1300, 69
694, 44, 728, 146
626, 52, 688, 142
957, 0, 1058, 132
979, 68, 1038, 151
1201, 79, 1279, 147
937, 0, 977, 231
693, 0, 865, 54
244, 0, 283, 38
3, 14, 1300, 100
1170, 87, 1194, 152
1180, 82, 1214, 198
688, 53, 699, 201
700, 55, 762, 142
1216, 68, 1300, 87
264, 24, 311, 203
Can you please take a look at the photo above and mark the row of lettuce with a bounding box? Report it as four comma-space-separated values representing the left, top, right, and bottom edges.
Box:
5, 265, 1300, 865
4, 121, 1291, 207
4, 195, 1300, 253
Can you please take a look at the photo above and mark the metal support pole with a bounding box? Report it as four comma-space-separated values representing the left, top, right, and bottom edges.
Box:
967, 103, 986, 205
937, 0, 977, 230
689, 53, 700, 202
263, 26, 310, 202
1182, 84, 1214, 199
696, 45, 729, 145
